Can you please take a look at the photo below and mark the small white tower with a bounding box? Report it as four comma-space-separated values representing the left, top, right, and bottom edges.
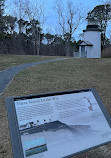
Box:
79, 17, 102, 58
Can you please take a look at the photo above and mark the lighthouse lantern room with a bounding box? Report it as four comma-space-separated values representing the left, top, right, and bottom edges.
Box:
79, 16, 102, 58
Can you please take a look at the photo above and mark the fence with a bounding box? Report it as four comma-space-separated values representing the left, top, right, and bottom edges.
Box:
73, 52, 80, 58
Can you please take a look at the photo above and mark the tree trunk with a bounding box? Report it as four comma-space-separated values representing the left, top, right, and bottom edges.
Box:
65, 41, 70, 56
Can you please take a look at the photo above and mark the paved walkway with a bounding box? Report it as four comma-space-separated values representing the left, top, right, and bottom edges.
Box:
0, 58, 68, 96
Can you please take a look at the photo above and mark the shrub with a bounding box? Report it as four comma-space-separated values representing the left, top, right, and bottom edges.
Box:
102, 46, 111, 58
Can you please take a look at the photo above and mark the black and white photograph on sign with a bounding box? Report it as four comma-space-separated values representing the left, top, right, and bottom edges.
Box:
14, 90, 111, 158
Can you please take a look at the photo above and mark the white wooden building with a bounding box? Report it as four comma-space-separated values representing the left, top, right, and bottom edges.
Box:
79, 17, 102, 58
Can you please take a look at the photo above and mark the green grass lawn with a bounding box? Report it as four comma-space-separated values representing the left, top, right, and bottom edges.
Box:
0, 54, 63, 71
0, 58, 111, 158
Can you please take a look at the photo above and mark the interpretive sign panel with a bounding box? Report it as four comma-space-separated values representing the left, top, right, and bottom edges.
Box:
6, 88, 111, 158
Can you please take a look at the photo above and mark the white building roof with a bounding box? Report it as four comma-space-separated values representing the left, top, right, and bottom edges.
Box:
79, 40, 93, 46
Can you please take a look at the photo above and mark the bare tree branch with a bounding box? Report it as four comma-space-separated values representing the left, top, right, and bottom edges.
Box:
23, 0, 45, 55
55, 0, 86, 39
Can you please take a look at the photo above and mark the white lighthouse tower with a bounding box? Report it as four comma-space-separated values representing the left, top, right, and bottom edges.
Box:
79, 17, 102, 58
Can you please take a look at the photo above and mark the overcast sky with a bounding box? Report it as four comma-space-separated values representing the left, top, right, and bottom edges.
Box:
41, 0, 102, 38
5, 0, 110, 40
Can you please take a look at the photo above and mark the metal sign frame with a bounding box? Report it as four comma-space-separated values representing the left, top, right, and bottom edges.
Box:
6, 88, 111, 158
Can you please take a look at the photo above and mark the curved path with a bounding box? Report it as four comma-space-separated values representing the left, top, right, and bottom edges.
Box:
0, 58, 68, 96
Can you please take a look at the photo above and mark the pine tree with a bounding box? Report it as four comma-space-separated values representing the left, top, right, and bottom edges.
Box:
0, 0, 5, 34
